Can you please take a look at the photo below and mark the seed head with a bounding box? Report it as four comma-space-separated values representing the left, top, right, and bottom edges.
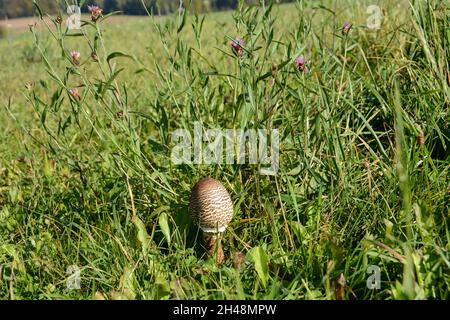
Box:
232, 251, 246, 270
69, 88, 81, 101
91, 51, 99, 62
271, 63, 278, 77
25, 82, 34, 91
56, 14, 63, 25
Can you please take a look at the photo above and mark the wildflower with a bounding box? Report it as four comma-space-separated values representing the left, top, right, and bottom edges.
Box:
230, 37, 245, 57
88, 5, 103, 22
295, 55, 309, 74
69, 88, 81, 101
342, 22, 352, 36
70, 51, 81, 66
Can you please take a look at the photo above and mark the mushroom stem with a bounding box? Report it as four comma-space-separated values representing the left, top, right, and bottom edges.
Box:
203, 233, 224, 264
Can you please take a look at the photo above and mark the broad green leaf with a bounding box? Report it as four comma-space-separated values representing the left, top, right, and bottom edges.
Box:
250, 246, 269, 288
159, 212, 171, 246
131, 215, 150, 254
1, 244, 26, 273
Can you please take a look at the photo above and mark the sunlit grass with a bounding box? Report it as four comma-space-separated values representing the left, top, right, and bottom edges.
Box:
0, 0, 448, 300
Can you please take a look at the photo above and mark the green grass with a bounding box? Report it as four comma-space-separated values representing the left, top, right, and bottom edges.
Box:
0, 0, 449, 300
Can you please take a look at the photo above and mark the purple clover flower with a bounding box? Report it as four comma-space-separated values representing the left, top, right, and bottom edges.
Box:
295, 55, 309, 74
230, 37, 245, 57
342, 22, 352, 36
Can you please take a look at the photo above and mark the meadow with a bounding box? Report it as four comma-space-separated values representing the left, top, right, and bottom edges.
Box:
0, 0, 449, 300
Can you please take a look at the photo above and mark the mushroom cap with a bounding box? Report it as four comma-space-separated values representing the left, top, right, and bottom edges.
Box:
189, 177, 234, 233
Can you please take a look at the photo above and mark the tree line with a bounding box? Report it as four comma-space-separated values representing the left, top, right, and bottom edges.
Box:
0, 0, 295, 19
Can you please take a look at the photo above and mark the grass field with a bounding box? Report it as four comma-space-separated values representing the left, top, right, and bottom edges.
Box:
0, 0, 449, 300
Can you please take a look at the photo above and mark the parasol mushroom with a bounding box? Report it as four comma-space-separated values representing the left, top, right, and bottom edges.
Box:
189, 177, 234, 264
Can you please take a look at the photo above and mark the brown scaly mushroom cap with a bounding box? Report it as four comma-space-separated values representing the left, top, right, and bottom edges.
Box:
189, 177, 234, 234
